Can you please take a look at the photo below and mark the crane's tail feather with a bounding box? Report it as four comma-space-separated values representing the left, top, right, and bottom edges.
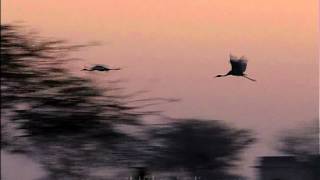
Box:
243, 75, 256, 82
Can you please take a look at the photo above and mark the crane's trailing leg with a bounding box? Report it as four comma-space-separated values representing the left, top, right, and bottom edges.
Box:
243, 75, 256, 82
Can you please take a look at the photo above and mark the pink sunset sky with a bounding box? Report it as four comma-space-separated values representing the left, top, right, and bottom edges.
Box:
2, 0, 319, 179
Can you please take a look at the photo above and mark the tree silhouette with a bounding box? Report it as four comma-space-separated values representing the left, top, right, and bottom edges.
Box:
276, 119, 319, 157
275, 119, 319, 180
1, 24, 152, 179
146, 119, 256, 179
1, 24, 256, 180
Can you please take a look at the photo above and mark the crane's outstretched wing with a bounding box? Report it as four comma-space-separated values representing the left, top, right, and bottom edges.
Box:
91, 65, 108, 71
229, 55, 248, 74
95, 64, 109, 68
230, 54, 238, 61
239, 56, 248, 73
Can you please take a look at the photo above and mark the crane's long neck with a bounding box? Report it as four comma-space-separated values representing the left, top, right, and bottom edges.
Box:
82, 68, 93, 71
216, 73, 230, 77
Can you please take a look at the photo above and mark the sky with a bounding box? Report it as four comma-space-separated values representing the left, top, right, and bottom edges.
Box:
2, 0, 319, 179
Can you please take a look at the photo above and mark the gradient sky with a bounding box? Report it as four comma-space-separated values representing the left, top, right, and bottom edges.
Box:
2, 0, 319, 179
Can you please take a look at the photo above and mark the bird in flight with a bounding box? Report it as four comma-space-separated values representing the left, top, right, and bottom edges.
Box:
82, 65, 121, 72
215, 54, 256, 81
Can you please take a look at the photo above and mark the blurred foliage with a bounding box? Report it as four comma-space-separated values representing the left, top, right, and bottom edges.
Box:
1, 24, 256, 180
1, 24, 151, 179
275, 119, 319, 180
276, 119, 319, 157
146, 119, 255, 179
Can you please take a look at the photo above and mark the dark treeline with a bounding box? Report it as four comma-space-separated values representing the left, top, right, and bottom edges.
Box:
274, 120, 320, 180
276, 119, 319, 157
1, 24, 256, 180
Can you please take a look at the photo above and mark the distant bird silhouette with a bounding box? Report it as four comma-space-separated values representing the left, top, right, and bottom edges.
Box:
216, 54, 256, 81
82, 65, 121, 72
